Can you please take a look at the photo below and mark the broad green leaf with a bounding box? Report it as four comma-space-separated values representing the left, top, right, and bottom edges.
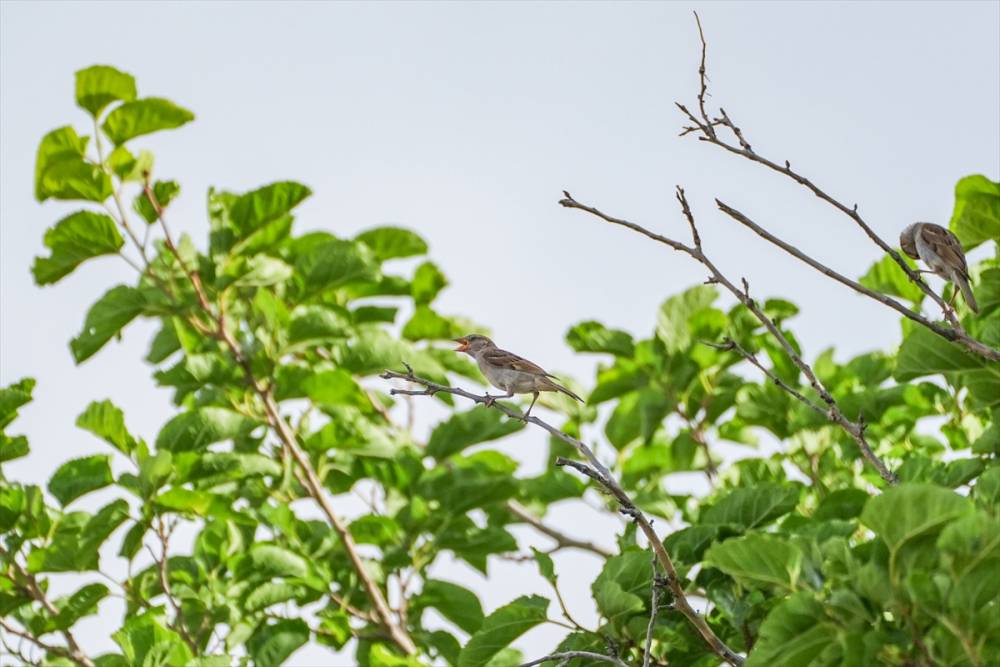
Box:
102, 97, 195, 144
287, 304, 351, 346
107, 145, 153, 181
814, 488, 869, 520
247, 618, 309, 667
402, 305, 462, 341
591, 551, 651, 630
457, 595, 548, 667
240, 544, 309, 579
0, 377, 35, 429
230, 255, 293, 287
51, 583, 108, 631
700, 483, 800, 530
663, 525, 722, 564
704, 534, 803, 591
566, 320, 635, 357
245, 583, 304, 613
133, 180, 180, 223
656, 285, 718, 353
48, 455, 114, 505
70, 285, 148, 363
531, 547, 557, 584
177, 451, 280, 483
230, 181, 311, 236
859, 254, 924, 303
295, 238, 377, 294
744, 593, 840, 667
76, 399, 136, 455
32, 211, 124, 285
861, 483, 974, 554
895, 326, 986, 381
34, 126, 111, 202
154, 488, 232, 517
75, 65, 136, 116
0, 434, 29, 464
975, 466, 1000, 508
412, 261, 448, 304
415, 579, 485, 635
35, 126, 87, 198
949, 174, 1000, 250
369, 644, 425, 667
112, 613, 192, 667
155, 407, 256, 451
420, 451, 519, 514
427, 408, 524, 459
349, 515, 402, 546
28, 499, 129, 572
356, 226, 428, 261
0, 485, 26, 531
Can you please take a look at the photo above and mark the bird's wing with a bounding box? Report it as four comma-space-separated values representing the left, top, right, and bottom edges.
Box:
482, 347, 554, 377
922, 224, 970, 277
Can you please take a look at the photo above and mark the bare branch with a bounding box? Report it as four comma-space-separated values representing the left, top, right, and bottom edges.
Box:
506, 500, 613, 558
643, 558, 664, 667
561, 188, 897, 485
715, 201, 1000, 362
519, 651, 630, 667
381, 368, 746, 666
676, 13, 1000, 363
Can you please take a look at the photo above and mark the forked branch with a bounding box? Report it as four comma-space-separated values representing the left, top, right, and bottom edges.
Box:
559, 188, 897, 485
382, 366, 746, 666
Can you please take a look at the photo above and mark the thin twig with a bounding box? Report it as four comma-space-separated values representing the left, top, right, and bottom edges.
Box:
560, 188, 897, 485
519, 651, 630, 667
506, 500, 613, 558
643, 558, 664, 667
381, 367, 745, 666
149, 517, 198, 653
675, 13, 999, 363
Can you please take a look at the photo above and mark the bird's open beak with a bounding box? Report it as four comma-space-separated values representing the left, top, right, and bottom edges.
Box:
454, 337, 469, 352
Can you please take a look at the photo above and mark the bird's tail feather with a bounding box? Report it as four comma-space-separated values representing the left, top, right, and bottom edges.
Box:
547, 380, 584, 403
955, 274, 979, 314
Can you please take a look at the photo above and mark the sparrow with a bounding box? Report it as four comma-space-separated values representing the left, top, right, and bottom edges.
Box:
900, 222, 978, 313
454, 334, 583, 418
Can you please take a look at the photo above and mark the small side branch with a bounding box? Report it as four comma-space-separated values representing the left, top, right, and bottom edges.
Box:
382, 367, 745, 666
643, 558, 664, 667
506, 500, 613, 558
519, 651, 629, 667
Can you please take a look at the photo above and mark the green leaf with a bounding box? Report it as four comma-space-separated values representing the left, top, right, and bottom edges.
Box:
107, 145, 153, 182
814, 488, 869, 520
133, 180, 180, 224
229, 255, 293, 287
427, 408, 524, 459
859, 254, 924, 303
295, 237, 376, 294
402, 305, 462, 341
704, 534, 803, 591
48, 455, 114, 506
861, 483, 974, 554
975, 466, 1000, 509
247, 618, 309, 667
415, 579, 485, 635
287, 304, 351, 347
32, 211, 124, 285
349, 515, 402, 546
656, 285, 718, 353
239, 544, 309, 579
156, 407, 255, 451
102, 97, 195, 144
0, 377, 35, 429
420, 451, 519, 514
34, 126, 112, 202
75, 65, 136, 116
532, 548, 557, 585
895, 326, 987, 381
112, 613, 192, 667
230, 181, 311, 236
244, 583, 304, 613
591, 551, 652, 630
566, 320, 635, 357
457, 595, 548, 667
76, 400, 136, 455
70, 285, 148, 363
29, 499, 129, 572
51, 583, 109, 631
744, 593, 839, 667
35, 126, 86, 198
949, 174, 1000, 250
356, 226, 428, 261
700, 483, 800, 530
411, 261, 448, 304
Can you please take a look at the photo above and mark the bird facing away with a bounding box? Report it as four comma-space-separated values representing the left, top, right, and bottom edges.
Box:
900, 222, 978, 313
454, 334, 583, 418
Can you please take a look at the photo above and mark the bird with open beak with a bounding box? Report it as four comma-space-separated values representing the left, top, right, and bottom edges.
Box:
900, 222, 978, 313
454, 334, 583, 419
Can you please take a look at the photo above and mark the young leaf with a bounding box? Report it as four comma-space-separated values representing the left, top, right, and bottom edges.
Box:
70, 285, 148, 363
457, 595, 548, 667
230, 181, 311, 236
411, 261, 448, 304
355, 226, 428, 261
566, 320, 635, 357
76, 399, 137, 455
155, 407, 255, 451
247, 618, 309, 667
32, 211, 124, 285
0, 377, 35, 429
102, 98, 195, 145
34, 126, 110, 202
50, 583, 109, 631
75, 65, 136, 117
133, 180, 180, 223
47, 455, 114, 505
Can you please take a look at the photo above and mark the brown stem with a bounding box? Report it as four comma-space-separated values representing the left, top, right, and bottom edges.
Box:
505, 500, 613, 558
381, 367, 745, 666
140, 185, 417, 655
150, 517, 199, 653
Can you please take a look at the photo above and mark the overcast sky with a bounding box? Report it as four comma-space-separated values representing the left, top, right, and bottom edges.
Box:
2, 1, 998, 664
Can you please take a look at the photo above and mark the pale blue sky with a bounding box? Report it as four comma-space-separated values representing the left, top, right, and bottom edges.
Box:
2, 1, 998, 664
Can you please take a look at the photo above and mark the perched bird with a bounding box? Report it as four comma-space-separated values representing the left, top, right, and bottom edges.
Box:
454, 334, 583, 418
900, 222, 978, 313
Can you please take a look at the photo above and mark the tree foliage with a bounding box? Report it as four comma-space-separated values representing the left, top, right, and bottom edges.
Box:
1, 60, 999, 667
